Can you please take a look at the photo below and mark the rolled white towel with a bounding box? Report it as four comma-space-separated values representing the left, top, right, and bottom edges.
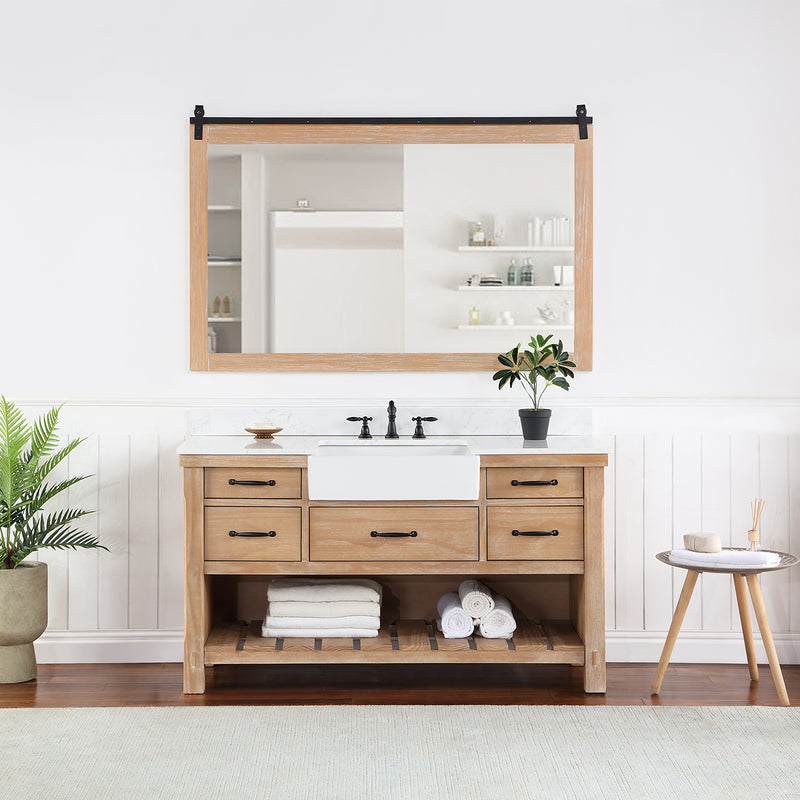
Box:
668, 548, 781, 569
264, 615, 380, 630
267, 600, 380, 618
267, 578, 382, 603
261, 625, 379, 638
476, 594, 517, 639
436, 592, 475, 638
458, 579, 495, 618
683, 533, 722, 553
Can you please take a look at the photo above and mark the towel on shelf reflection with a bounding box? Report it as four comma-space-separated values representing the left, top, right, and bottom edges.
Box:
267, 577, 382, 603
458, 579, 495, 618
668, 548, 781, 569
261, 624, 379, 638
436, 592, 475, 638
264, 614, 380, 630
476, 595, 517, 639
266, 600, 381, 618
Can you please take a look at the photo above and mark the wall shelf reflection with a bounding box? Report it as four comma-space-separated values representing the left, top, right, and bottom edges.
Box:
457, 284, 572, 291
456, 324, 573, 331
457, 245, 573, 253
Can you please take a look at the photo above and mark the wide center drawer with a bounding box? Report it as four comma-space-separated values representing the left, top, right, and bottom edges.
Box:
309, 507, 479, 561
487, 507, 583, 560
205, 507, 301, 561
486, 467, 583, 499
205, 468, 302, 500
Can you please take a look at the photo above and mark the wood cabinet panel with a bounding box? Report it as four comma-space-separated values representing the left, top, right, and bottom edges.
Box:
205, 507, 301, 561
486, 467, 583, 499
309, 507, 478, 562
487, 507, 584, 560
205, 467, 302, 499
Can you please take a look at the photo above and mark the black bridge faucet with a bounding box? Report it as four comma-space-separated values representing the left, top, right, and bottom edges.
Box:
385, 400, 399, 439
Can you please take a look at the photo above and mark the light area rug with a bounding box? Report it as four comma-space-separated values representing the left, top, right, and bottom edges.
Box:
2, 705, 798, 800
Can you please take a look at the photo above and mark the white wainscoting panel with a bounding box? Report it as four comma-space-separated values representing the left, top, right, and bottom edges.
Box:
21, 401, 800, 665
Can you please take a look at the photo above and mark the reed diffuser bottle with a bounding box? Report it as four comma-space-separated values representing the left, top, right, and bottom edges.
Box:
748, 498, 765, 551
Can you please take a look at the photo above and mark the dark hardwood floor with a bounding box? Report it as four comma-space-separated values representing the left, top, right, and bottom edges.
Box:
1, 662, 798, 707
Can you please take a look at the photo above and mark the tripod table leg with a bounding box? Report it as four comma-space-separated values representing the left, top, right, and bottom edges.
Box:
733, 573, 758, 681
745, 574, 790, 707
651, 569, 699, 695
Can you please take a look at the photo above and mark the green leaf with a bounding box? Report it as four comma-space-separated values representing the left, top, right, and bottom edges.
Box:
0, 397, 31, 510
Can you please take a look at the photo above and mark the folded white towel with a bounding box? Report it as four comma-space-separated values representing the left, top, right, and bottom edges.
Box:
668, 548, 781, 569
476, 594, 517, 639
261, 625, 379, 638
267, 578, 382, 603
683, 533, 722, 553
264, 615, 380, 630
267, 600, 381, 618
436, 592, 475, 638
458, 579, 495, 618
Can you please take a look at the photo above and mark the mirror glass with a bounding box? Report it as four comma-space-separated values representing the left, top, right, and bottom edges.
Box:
205, 142, 575, 355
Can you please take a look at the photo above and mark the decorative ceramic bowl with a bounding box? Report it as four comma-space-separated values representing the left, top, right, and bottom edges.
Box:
245, 424, 283, 440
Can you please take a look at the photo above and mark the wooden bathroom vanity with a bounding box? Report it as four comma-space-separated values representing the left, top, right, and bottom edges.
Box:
180, 436, 607, 695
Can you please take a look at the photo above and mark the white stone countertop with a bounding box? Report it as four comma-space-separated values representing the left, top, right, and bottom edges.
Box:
178, 434, 612, 456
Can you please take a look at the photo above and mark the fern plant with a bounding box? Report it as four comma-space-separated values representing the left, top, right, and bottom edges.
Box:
492, 335, 576, 409
0, 397, 106, 570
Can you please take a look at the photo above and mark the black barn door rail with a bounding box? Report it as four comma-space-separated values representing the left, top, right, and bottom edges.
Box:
191, 104, 592, 141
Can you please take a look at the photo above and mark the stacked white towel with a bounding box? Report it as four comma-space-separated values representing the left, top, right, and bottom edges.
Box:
436, 592, 475, 638
668, 548, 781, 570
458, 579, 495, 618
261, 578, 382, 638
476, 595, 517, 639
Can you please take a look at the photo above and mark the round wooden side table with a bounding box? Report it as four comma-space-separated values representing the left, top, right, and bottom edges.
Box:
651, 549, 799, 706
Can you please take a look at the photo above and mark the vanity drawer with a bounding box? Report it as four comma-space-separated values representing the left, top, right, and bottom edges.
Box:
205, 507, 301, 561
486, 467, 583, 499
309, 507, 479, 561
205, 468, 302, 500
487, 507, 583, 560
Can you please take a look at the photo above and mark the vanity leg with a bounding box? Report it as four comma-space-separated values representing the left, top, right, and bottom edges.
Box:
184, 467, 208, 694
651, 569, 699, 695
746, 574, 790, 706
581, 466, 606, 693
733, 573, 758, 681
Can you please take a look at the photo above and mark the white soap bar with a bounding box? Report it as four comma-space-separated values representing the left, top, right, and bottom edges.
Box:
683, 533, 722, 553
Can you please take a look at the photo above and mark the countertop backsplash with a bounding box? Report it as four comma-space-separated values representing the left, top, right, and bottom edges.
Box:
188, 403, 594, 438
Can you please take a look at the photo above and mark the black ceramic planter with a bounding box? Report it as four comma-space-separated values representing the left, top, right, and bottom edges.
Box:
518, 408, 551, 440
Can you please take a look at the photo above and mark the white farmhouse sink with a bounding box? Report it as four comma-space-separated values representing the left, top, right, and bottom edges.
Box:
307, 439, 480, 500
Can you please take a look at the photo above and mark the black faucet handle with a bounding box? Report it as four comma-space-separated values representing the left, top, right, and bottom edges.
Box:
411, 416, 438, 439
347, 416, 373, 439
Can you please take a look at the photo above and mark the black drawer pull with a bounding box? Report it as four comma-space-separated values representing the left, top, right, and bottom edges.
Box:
370, 530, 418, 538
512, 529, 559, 537
228, 478, 276, 486
511, 479, 558, 486
228, 530, 277, 537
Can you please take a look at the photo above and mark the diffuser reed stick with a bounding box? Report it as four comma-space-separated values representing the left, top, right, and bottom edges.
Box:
749, 498, 765, 551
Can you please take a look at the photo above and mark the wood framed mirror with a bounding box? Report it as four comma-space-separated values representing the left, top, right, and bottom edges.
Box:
189, 109, 593, 371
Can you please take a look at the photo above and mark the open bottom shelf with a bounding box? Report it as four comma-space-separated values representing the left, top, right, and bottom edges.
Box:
205, 619, 584, 666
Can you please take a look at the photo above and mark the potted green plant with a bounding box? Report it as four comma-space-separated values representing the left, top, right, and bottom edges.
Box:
492, 335, 576, 440
0, 397, 106, 683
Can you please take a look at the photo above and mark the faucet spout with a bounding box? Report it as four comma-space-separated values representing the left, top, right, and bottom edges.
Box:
385, 400, 399, 439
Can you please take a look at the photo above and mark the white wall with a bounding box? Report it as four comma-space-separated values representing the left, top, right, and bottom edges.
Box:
3, 0, 800, 663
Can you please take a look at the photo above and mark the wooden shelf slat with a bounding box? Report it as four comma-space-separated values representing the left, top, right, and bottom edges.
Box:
204, 618, 583, 666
